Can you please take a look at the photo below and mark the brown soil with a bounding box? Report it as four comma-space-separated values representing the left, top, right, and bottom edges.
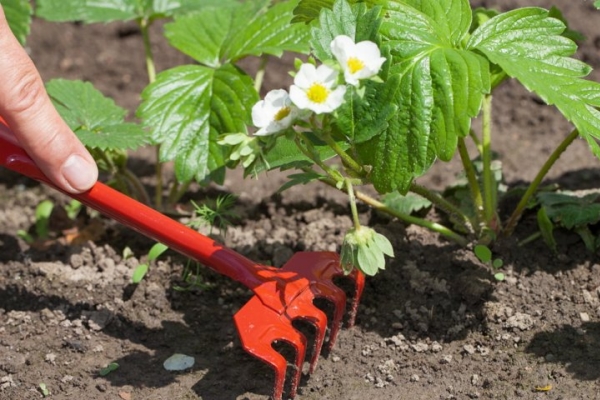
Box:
2, 1, 600, 399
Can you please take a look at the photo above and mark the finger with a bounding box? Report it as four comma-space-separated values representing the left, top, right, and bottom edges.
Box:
0, 6, 98, 193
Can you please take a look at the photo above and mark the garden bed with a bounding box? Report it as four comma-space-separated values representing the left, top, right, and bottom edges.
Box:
2, 1, 600, 399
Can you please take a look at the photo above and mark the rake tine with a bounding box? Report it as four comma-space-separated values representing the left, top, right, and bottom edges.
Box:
345, 268, 366, 327
311, 281, 347, 350
284, 290, 328, 374
234, 296, 307, 400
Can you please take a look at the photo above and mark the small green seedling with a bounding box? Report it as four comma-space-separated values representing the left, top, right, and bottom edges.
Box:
474, 244, 504, 281
17, 199, 54, 243
64, 199, 82, 220
188, 194, 238, 237
132, 242, 169, 284
99, 362, 119, 377
39, 382, 50, 397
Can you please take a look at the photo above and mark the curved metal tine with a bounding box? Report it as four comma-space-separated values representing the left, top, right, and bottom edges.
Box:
285, 289, 328, 374
234, 297, 307, 400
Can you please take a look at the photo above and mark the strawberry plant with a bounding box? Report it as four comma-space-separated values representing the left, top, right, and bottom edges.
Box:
5, 0, 600, 277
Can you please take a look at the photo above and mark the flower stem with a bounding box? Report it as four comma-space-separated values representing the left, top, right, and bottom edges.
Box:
345, 179, 361, 230
322, 132, 363, 175
320, 177, 468, 246
355, 190, 469, 246
504, 128, 579, 236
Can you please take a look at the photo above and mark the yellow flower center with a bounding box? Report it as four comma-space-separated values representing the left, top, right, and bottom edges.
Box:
274, 106, 291, 121
306, 83, 329, 104
347, 57, 365, 74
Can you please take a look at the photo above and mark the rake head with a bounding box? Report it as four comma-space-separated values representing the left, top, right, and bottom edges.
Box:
233, 252, 365, 400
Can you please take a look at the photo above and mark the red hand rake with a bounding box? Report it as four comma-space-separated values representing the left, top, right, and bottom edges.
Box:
0, 120, 365, 399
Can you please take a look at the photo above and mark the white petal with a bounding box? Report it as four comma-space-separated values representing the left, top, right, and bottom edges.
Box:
264, 89, 290, 108
326, 86, 347, 111
289, 85, 311, 110
294, 64, 318, 89
315, 64, 339, 87
330, 35, 355, 63
252, 100, 271, 128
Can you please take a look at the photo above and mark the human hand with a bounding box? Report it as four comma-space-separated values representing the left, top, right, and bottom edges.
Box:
0, 5, 98, 193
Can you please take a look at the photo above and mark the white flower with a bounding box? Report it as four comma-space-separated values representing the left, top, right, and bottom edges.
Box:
252, 89, 298, 136
330, 35, 386, 86
289, 63, 346, 114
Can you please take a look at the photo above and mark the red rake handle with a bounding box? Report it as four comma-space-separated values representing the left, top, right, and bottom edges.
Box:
0, 120, 275, 291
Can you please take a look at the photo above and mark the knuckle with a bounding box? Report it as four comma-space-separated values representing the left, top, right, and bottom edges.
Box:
5, 70, 47, 115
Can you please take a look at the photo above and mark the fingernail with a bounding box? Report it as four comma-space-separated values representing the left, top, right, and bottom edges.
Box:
61, 154, 97, 192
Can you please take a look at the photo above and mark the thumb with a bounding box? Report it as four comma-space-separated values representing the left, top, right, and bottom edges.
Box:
0, 6, 98, 193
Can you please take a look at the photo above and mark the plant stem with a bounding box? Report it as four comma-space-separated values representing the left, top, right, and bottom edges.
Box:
320, 177, 468, 246
504, 128, 579, 236
322, 132, 363, 175
355, 190, 469, 246
457, 138, 484, 227
409, 182, 473, 234
122, 168, 151, 205
481, 94, 495, 226
254, 55, 269, 94
140, 18, 156, 83
139, 18, 162, 209
345, 179, 361, 230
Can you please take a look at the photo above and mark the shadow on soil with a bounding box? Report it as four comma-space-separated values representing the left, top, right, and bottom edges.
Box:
525, 322, 600, 380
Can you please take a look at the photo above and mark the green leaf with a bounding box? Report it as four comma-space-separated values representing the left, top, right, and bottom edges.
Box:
595, 1, 600, 10
382, 191, 432, 216
292, 0, 336, 23
35, 0, 225, 23
492, 258, 503, 269
469, 8, 600, 159
537, 191, 600, 230
494, 272, 505, 281
132, 264, 149, 284
148, 242, 168, 261
278, 171, 323, 193
254, 134, 339, 174
536, 207, 557, 253
364, 0, 489, 193
99, 362, 119, 376
334, 79, 398, 144
165, 0, 309, 68
474, 244, 492, 263
2, 0, 32, 45
309, 0, 381, 61
138, 64, 257, 182
310, 0, 356, 60
47, 79, 149, 150
35, 200, 54, 239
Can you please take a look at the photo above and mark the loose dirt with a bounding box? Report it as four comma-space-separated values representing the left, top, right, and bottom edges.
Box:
2, 1, 600, 399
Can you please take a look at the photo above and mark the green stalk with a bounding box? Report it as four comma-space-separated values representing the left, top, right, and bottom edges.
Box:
254, 55, 269, 94
504, 128, 579, 236
481, 94, 495, 226
457, 138, 484, 227
320, 177, 468, 246
356, 190, 468, 246
345, 179, 361, 231
409, 182, 473, 234
139, 18, 162, 209
322, 132, 363, 175
122, 168, 151, 205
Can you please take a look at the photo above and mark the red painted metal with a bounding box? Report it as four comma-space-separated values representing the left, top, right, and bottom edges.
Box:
0, 119, 365, 399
